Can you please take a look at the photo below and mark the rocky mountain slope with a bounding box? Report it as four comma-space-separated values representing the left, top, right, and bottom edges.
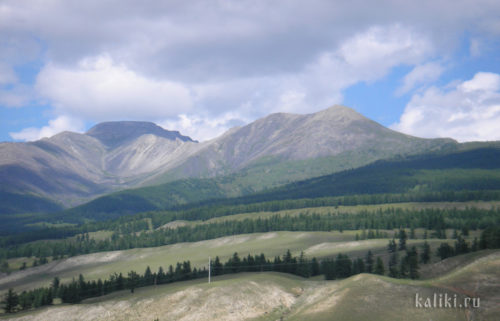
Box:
0, 106, 456, 209
146, 105, 456, 184
0, 122, 198, 206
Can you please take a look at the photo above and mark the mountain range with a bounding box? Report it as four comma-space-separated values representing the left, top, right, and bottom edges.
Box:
0, 105, 457, 211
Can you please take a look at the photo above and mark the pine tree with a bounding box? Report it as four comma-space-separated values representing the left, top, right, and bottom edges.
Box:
400, 247, 419, 279
437, 243, 455, 260
97, 279, 103, 296
230, 252, 241, 273
167, 265, 174, 282
273, 256, 282, 273
420, 241, 431, 264
321, 258, 335, 280
388, 252, 399, 278
311, 257, 320, 276
365, 251, 374, 273
335, 254, 352, 278
19, 291, 32, 310
398, 229, 407, 250
4, 288, 19, 313
352, 258, 365, 275
399, 255, 409, 278
283, 250, 293, 274
157, 266, 165, 284
454, 236, 469, 255
182, 261, 192, 280
144, 266, 153, 285
116, 273, 125, 290
297, 251, 311, 277
213, 256, 223, 276
127, 271, 140, 293
51, 277, 60, 290
387, 239, 397, 253
374, 257, 385, 275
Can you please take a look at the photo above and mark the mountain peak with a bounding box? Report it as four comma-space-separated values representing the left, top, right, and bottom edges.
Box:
313, 105, 367, 121
86, 121, 195, 148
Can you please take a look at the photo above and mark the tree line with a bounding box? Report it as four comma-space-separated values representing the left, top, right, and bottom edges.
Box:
2, 189, 499, 248
1, 206, 499, 261
1, 249, 396, 313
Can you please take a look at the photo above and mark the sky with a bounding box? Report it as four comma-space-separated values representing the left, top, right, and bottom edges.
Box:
1, 0, 500, 143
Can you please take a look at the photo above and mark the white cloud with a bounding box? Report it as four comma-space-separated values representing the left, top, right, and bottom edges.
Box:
23, 24, 433, 142
282, 24, 433, 110
338, 25, 432, 69
159, 112, 248, 142
9, 115, 85, 141
35, 55, 193, 121
392, 72, 500, 142
396, 62, 444, 95
460, 72, 500, 92
3, 0, 500, 142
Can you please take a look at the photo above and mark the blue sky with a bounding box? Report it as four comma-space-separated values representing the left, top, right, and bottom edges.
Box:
1, 1, 500, 143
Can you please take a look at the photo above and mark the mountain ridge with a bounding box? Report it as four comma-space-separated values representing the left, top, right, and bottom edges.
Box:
86, 121, 196, 148
0, 105, 458, 210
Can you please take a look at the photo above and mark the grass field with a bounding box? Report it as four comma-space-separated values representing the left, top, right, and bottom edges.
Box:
0, 200, 496, 319
157, 200, 500, 229
2, 250, 498, 321
0, 230, 452, 294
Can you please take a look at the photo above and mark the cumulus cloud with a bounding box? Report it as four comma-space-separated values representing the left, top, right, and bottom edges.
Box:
35, 55, 193, 121
191, 25, 434, 121
159, 112, 249, 142
396, 62, 444, 95
9, 115, 85, 141
392, 72, 500, 142
3, 0, 500, 142
15, 24, 431, 142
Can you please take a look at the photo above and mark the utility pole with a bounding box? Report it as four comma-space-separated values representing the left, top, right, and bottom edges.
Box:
208, 256, 211, 284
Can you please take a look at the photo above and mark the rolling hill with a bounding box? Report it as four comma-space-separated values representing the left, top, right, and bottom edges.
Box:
59, 145, 500, 223
2, 250, 498, 321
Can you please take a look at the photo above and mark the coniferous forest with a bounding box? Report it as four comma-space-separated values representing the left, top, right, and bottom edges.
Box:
3, 225, 500, 313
